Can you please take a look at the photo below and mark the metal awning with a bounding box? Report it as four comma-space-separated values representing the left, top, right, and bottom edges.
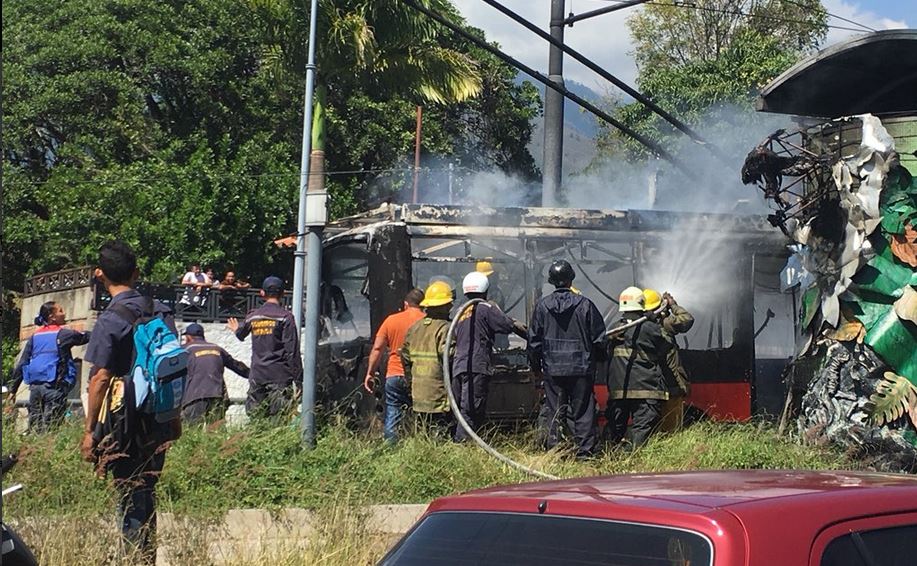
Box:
756, 29, 917, 118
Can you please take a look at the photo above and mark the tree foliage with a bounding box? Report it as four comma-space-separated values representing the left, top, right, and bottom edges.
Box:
1, 0, 539, 294
596, 0, 828, 159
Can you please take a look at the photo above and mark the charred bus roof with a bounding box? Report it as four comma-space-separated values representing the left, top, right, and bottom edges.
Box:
324, 203, 788, 248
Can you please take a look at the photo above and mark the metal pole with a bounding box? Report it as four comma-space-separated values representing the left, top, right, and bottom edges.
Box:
541, 0, 565, 207
412, 106, 423, 203
292, 0, 320, 445
563, 0, 649, 25
447, 162, 454, 205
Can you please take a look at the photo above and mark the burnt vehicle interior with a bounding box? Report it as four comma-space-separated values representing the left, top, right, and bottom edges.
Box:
317, 204, 793, 426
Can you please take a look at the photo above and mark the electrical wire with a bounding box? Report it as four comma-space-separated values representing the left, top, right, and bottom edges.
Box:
401, 0, 698, 179
777, 0, 875, 32
642, 1, 873, 34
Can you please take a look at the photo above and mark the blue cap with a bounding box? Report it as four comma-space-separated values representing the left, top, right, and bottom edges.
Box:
183, 323, 205, 337
262, 276, 285, 294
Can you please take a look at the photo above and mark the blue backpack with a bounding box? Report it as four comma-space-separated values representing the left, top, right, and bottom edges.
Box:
110, 298, 188, 423
22, 329, 77, 385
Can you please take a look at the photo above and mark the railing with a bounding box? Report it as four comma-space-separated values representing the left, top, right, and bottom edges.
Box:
93, 283, 294, 322
24, 266, 94, 296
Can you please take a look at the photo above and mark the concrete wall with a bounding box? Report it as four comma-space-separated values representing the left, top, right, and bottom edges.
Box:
16, 286, 97, 413
16, 290, 255, 424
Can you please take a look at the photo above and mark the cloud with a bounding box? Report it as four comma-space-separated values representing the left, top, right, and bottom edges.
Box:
452, 0, 638, 92
821, 0, 909, 45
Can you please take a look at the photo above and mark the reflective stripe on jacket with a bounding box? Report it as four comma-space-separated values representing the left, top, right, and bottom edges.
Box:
607, 316, 670, 401
401, 317, 451, 413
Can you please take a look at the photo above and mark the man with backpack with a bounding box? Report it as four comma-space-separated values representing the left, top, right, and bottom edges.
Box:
81, 241, 183, 563
227, 276, 302, 418
8, 301, 90, 432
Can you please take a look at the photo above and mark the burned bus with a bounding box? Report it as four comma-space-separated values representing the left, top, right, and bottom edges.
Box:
316, 203, 794, 425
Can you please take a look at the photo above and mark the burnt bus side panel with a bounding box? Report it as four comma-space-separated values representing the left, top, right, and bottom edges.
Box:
368, 224, 413, 335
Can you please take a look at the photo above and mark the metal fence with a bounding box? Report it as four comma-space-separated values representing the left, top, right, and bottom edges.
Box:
23, 266, 94, 296
93, 283, 294, 322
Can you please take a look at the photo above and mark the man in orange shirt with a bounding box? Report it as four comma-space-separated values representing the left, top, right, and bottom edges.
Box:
363, 288, 426, 443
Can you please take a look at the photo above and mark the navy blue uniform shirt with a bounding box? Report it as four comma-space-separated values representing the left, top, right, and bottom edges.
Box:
235, 301, 302, 385
85, 289, 175, 376
182, 339, 249, 405
451, 302, 516, 377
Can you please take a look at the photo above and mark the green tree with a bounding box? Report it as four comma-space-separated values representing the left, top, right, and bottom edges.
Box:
2, 0, 305, 289
250, 0, 538, 212
596, 0, 828, 159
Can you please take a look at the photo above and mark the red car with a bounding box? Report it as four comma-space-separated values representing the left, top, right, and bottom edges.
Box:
378, 470, 917, 565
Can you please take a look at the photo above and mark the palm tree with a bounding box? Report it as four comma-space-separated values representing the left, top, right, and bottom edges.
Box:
250, 0, 483, 194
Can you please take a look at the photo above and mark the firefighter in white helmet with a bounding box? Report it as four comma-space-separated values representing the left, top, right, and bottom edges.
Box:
605, 286, 672, 449
450, 271, 526, 442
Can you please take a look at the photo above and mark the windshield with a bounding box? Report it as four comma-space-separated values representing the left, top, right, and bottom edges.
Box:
379, 511, 712, 566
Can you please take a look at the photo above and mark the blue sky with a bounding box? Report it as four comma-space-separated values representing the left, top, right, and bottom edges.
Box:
453, 0, 914, 88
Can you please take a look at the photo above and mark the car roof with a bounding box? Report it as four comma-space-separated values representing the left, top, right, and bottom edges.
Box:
436, 470, 917, 512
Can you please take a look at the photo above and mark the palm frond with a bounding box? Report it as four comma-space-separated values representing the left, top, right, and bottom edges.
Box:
377, 47, 482, 104
866, 371, 917, 429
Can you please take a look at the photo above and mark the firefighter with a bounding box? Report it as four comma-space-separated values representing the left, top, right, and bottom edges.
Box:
400, 281, 454, 435
606, 286, 672, 449
451, 272, 526, 442
528, 260, 606, 458
475, 260, 506, 311
644, 289, 694, 432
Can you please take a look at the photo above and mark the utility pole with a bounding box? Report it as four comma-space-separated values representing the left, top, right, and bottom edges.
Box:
292, 0, 323, 446
541, 0, 565, 207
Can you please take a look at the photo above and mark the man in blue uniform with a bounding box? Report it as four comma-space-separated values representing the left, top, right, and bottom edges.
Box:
9, 301, 90, 432
451, 271, 526, 442
81, 240, 180, 563
528, 260, 606, 458
181, 323, 249, 424
227, 276, 302, 417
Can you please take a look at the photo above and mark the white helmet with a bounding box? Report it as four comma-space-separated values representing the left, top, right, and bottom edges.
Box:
463, 271, 490, 294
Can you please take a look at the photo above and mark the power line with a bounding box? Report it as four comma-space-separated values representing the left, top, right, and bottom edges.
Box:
637, 1, 875, 33
778, 0, 875, 32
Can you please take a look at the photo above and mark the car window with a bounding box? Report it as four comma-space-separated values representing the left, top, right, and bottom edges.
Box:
820, 525, 917, 566
378, 511, 712, 566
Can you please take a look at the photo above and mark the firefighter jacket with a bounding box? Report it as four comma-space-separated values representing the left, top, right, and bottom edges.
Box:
400, 316, 452, 414
660, 305, 694, 397
607, 314, 671, 400
528, 288, 607, 378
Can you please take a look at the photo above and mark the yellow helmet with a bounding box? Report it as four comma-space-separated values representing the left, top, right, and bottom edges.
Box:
619, 286, 645, 312
475, 260, 495, 276
420, 281, 454, 307
643, 288, 662, 311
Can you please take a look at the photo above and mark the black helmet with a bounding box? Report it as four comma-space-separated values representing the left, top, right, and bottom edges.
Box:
547, 260, 575, 287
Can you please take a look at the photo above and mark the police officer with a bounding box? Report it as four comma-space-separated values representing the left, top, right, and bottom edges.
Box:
400, 281, 454, 434
8, 301, 90, 432
607, 286, 672, 449
227, 276, 302, 418
181, 323, 249, 424
643, 289, 694, 432
528, 260, 606, 458
451, 272, 526, 442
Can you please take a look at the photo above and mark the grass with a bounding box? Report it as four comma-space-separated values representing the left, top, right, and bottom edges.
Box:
1, 415, 853, 564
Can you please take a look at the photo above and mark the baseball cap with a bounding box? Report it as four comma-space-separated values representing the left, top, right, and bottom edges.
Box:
183, 323, 205, 337
262, 276, 285, 294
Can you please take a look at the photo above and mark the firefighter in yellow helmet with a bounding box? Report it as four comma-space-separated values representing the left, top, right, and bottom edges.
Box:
400, 281, 454, 435
643, 289, 694, 433
475, 260, 506, 311
606, 286, 672, 449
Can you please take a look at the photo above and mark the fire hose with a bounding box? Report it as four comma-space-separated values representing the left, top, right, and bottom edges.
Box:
443, 299, 559, 480
441, 298, 671, 481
